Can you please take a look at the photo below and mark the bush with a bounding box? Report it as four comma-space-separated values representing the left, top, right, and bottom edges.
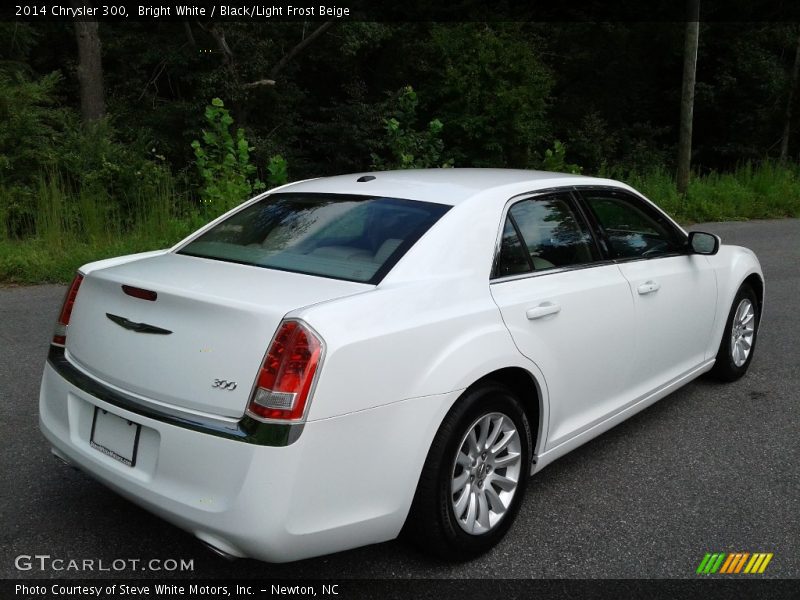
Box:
191, 98, 264, 212
371, 86, 453, 170
266, 154, 289, 187
0, 70, 68, 185
0, 69, 176, 239
538, 140, 582, 174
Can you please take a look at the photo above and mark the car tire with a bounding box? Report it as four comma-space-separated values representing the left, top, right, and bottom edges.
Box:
710, 283, 760, 382
402, 382, 532, 560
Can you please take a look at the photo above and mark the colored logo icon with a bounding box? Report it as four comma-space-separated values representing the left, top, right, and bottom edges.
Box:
696, 552, 773, 574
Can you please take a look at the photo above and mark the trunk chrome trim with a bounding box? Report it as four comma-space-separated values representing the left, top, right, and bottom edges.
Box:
47, 346, 303, 446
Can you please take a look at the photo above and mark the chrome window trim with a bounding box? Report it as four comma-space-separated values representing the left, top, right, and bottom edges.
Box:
490, 259, 618, 284
489, 184, 691, 284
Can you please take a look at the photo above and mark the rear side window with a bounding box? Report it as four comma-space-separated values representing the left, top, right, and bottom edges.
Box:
493, 193, 597, 277
178, 193, 451, 284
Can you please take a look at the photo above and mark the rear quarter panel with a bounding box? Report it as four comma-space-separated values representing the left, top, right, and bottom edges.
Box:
295, 276, 548, 426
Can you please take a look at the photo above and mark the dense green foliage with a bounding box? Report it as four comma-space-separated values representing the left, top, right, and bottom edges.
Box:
2, 21, 800, 282
191, 98, 265, 211
370, 86, 452, 169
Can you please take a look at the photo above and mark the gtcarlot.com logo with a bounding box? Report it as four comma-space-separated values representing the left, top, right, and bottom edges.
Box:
696, 552, 773, 574
14, 554, 194, 572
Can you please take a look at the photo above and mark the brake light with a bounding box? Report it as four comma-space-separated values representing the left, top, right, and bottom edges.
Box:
122, 285, 157, 301
52, 274, 84, 346
247, 320, 323, 422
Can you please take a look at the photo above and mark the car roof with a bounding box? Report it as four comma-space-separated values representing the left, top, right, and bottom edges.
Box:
276, 168, 628, 206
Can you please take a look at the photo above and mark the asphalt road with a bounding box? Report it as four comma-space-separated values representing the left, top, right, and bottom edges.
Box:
1, 219, 798, 580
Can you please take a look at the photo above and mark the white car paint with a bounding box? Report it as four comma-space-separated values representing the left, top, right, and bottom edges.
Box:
39, 169, 763, 562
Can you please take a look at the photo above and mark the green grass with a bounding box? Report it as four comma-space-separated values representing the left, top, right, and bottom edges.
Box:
0, 172, 207, 284
624, 161, 800, 223
2, 162, 800, 284
0, 237, 162, 284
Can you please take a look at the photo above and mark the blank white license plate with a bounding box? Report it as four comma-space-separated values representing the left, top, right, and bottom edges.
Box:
90, 407, 141, 467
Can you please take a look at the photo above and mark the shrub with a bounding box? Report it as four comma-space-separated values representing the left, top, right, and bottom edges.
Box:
538, 140, 582, 174
266, 154, 289, 188
371, 86, 453, 170
191, 98, 264, 212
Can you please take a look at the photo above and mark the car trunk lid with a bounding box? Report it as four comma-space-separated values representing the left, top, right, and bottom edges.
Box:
66, 252, 371, 418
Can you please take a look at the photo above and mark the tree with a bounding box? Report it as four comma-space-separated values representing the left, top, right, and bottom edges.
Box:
780, 28, 800, 162
71, 0, 105, 122
676, 0, 700, 194
370, 86, 452, 170
418, 23, 552, 168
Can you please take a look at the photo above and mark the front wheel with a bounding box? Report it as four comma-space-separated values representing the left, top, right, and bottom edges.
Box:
710, 283, 760, 382
402, 382, 532, 560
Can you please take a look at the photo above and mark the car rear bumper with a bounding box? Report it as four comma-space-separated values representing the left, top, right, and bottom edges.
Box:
39, 351, 458, 562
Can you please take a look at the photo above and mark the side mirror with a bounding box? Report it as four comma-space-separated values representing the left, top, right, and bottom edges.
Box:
688, 231, 720, 255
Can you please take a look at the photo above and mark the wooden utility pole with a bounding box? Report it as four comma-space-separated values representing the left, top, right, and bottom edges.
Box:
676, 0, 700, 195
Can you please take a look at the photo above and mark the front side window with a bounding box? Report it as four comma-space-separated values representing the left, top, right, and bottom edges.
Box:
493, 193, 597, 278
178, 193, 450, 284
580, 190, 686, 259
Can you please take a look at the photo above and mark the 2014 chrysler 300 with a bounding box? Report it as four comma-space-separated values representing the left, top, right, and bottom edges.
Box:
39, 169, 763, 562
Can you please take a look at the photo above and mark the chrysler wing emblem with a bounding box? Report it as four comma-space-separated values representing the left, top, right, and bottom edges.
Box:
106, 313, 173, 335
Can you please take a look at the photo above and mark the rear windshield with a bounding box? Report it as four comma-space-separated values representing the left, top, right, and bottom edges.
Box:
178, 193, 451, 284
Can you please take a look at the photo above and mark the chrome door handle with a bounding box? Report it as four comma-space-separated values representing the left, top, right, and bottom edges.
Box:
637, 280, 661, 295
526, 302, 561, 320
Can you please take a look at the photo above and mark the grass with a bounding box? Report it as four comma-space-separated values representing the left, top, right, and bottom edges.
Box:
624, 161, 800, 223
0, 238, 160, 284
0, 173, 207, 284
2, 161, 800, 284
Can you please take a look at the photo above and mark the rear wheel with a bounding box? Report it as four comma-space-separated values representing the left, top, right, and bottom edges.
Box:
710, 283, 760, 382
403, 382, 532, 560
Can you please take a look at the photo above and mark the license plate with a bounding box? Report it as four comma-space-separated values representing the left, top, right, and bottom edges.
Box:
90, 407, 141, 467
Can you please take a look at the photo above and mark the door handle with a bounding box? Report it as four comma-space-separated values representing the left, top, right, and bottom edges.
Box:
637, 280, 661, 295
526, 302, 561, 320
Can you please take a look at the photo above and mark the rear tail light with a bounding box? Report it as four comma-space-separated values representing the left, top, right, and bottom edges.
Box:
247, 320, 323, 422
52, 273, 84, 346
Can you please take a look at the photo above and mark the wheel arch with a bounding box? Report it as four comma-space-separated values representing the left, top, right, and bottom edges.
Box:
706, 246, 765, 360
743, 272, 764, 316
461, 366, 547, 459
401, 364, 546, 556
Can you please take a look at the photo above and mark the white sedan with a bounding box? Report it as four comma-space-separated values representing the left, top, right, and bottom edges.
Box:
39, 169, 763, 562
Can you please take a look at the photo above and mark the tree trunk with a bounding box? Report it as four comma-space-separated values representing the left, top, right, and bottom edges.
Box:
676, 0, 700, 195
779, 30, 800, 162
72, 1, 106, 123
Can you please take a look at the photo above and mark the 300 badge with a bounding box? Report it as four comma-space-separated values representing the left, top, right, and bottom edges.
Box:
212, 379, 237, 391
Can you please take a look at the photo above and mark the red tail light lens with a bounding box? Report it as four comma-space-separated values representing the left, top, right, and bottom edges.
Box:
122, 285, 157, 301
247, 320, 323, 422
52, 274, 84, 346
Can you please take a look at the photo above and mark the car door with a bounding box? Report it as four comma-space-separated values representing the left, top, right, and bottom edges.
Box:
576, 187, 717, 396
489, 191, 637, 450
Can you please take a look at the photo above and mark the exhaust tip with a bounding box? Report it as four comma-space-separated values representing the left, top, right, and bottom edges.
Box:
201, 541, 239, 561
51, 448, 78, 470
